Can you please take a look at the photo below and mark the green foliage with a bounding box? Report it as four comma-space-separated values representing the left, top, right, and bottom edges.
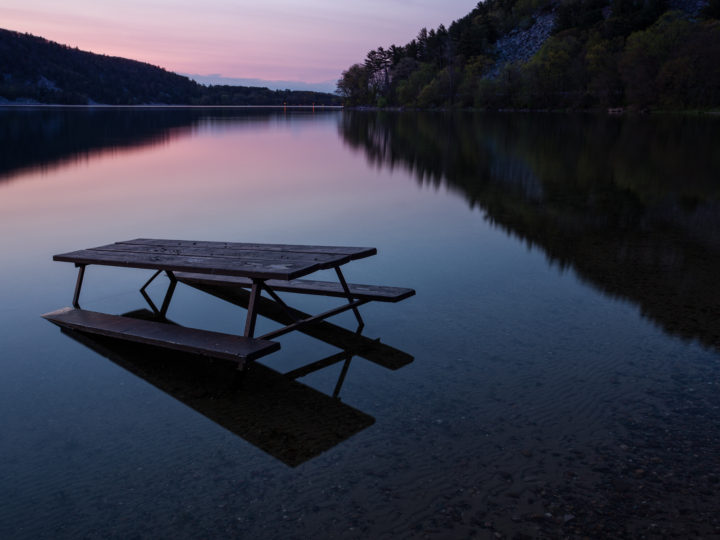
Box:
526, 32, 586, 106
513, 0, 553, 20
655, 20, 720, 107
618, 14, 720, 108
417, 68, 450, 107
337, 0, 719, 110
490, 63, 530, 108
337, 64, 371, 106
457, 55, 495, 106
397, 63, 436, 106
702, 0, 720, 19
604, 0, 668, 36
585, 33, 625, 105
365, 47, 393, 94
554, 0, 607, 33
619, 12, 692, 106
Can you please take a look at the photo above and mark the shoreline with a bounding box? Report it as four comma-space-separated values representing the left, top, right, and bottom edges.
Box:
0, 103, 343, 109
1, 103, 718, 115
346, 105, 720, 115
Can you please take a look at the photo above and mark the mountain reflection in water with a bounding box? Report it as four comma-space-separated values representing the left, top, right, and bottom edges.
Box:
0, 107, 329, 182
339, 111, 720, 351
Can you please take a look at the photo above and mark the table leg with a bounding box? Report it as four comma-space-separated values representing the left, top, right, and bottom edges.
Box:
72, 264, 86, 308
332, 353, 353, 398
244, 279, 262, 338
159, 271, 178, 318
140, 270, 163, 315
258, 297, 369, 341
335, 267, 365, 329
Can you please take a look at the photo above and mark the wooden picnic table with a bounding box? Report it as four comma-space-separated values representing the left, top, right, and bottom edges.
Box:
43, 238, 414, 368
52, 238, 378, 281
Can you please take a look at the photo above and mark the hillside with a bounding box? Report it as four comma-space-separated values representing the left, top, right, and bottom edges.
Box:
337, 0, 720, 110
0, 29, 341, 106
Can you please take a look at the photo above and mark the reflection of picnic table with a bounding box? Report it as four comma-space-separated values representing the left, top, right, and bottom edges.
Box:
43, 238, 415, 368
61, 325, 379, 467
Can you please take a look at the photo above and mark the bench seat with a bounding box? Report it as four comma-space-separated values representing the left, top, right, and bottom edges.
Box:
175, 272, 415, 303
42, 307, 279, 363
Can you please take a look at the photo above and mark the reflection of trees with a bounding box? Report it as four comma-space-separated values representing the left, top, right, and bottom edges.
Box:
0, 108, 329, 182
339, 111, 720, 349
0, 108, 192, 181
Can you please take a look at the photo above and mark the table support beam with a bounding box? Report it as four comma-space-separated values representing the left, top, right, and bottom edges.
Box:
72, 264, 86, 308
159, 271, 177, 318
260, 283, 300, 323
244, 279, 262, 338
284, 349, 349, 379
258, 298, 369, 341
140, 270, 163, 315
332, 354, 353, 398
282, 348, 355, 398
335, 267, 364, 329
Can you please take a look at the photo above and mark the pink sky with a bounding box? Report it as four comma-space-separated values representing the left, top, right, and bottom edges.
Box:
1, 1, 474, 86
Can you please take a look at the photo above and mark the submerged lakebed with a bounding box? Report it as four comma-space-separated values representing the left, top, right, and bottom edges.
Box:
1, 107, 719, 538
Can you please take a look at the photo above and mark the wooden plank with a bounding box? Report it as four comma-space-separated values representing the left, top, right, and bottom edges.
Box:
124, 238, 377, 260
175, 272, 416, 303
52, 249, 320, 281
180, 283, 414, 370
42, 307, 279, 362
89, 242, 351, 269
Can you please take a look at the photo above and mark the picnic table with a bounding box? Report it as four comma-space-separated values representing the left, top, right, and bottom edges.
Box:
42, 238, 415, 368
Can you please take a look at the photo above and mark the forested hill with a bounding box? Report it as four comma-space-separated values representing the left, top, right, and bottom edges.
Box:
0, 28, 341, 106
337, 0, 720, 110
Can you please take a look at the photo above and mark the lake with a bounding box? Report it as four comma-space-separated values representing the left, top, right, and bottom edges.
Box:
1, 107, 719, 538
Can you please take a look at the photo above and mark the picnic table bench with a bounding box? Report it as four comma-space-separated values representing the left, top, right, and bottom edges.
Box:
43, 238, 415, 368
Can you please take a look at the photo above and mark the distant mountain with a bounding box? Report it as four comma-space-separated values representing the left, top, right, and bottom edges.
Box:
0, 28, 341, 106
337, 0, 720, 110
184, 74, 337, 94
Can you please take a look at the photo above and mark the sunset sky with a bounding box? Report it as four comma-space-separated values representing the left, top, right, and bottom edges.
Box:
1, 1, 474, 90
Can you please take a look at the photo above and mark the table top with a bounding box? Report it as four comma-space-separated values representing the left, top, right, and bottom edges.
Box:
54, 238, 377, 281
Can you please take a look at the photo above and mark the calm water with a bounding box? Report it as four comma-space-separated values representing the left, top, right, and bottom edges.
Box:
1, 107, 719, 538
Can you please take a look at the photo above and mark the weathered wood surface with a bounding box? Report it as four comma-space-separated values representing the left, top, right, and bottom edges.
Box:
175, 272, 416, 303
88, 242, 353, 268
182, 282, 414, 370
124, 238, 377, 259
53, 238, 377, 281
42, 307, 279, 363
54, 249, 320, 281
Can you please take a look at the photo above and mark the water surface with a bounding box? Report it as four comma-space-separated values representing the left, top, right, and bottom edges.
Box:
1, 107, 719, 538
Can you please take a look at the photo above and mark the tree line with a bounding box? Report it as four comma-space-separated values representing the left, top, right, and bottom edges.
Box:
337, 0, 720, 109
0, 29, 341, 106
